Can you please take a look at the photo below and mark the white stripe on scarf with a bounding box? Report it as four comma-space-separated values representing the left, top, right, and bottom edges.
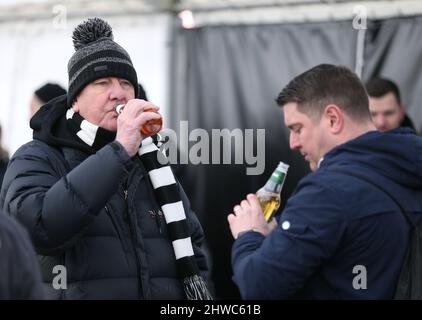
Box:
161, 201, 186, 223
149, 166, 176, 188
66, 109, 98, 146
173, 238, 195, 260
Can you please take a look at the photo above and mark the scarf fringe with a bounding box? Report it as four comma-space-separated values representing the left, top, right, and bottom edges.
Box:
183, 274, 213, 300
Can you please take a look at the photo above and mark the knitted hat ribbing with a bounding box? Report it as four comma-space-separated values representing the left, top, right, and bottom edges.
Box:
67, 18, 138, 106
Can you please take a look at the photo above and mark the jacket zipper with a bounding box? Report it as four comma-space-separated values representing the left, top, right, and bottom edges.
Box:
156, 210, 164, 234
145, 175, 164, 235
124, 186, 145, 299
104, 204, 129, 253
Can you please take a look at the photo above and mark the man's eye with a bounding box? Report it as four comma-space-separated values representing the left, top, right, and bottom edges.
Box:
120, 80, 132, 86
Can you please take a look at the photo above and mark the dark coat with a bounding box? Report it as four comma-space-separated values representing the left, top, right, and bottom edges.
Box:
232, 128, 422, 299
401, 114, 417, 133
0, 212, 45, 299
0, 96, 208, 299
0, 154, 8, 188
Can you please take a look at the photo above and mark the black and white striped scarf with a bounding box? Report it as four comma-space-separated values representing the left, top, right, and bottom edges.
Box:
66, 109, 212, 300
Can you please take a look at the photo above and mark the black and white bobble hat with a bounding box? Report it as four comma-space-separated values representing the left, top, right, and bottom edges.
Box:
67, 17, 138, 106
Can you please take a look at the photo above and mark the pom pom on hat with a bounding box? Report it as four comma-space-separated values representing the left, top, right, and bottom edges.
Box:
72, 17, 113, 50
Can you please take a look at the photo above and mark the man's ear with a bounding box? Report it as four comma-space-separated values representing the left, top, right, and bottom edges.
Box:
323, 104, 344, 134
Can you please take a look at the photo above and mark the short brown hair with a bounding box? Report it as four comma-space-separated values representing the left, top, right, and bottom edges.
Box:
276, 64, 370, 122
365, 77, 401, 104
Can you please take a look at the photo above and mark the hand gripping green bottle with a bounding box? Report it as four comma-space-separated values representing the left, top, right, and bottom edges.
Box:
256, 161, 289, 221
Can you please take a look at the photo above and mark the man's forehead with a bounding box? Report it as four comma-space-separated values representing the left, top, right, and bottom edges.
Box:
283, 102, 299, 114
283, 103, 309, 125
369, 105, 399, 114
369, 92, 400, 109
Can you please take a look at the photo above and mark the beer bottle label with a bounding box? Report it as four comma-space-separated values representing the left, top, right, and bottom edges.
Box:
270, 171, 286, 185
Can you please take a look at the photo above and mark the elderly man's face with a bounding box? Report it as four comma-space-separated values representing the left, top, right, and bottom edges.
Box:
73, 77, 135, 131
369, 92, 404, 132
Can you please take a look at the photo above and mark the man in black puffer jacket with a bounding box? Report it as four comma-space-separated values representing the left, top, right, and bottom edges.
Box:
0, 18, 211, 300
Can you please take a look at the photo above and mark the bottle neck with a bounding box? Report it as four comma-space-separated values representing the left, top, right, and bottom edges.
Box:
264, 170, 286, 194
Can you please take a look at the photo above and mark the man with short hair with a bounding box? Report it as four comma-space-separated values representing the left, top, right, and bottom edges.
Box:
228, 64, 422, 299
0, 17, 211, 300
30, 83, 67, 117
365, 77, 416, 132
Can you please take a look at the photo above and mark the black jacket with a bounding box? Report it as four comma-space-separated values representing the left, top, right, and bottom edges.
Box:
0, 212, 45, 299
401, 114, 418, 133
0, 95, 208, 299
0, 153, 8, 188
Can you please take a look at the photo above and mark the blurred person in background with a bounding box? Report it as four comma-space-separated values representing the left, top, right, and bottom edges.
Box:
137, 82, 148, 100
365, 77, 417, 133
30, 83, 67, 117
0, 210, 45, 299
0, 124, 9, 187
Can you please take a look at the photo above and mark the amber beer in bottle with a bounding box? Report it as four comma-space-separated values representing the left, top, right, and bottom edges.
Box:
115, 104, 163, 135
256, 161, 289, 221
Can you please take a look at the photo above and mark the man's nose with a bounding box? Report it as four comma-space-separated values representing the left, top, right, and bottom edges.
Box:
289, 133, 300, 150
109, 80, 127, 100
373, 116, 386, 131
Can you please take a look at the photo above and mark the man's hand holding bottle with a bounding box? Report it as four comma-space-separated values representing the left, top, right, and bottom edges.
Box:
228, 194, 278, 239
115, 99, 162, 157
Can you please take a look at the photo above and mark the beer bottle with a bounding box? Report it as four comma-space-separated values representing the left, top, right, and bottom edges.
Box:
115, 104, 163, 135
256, 161, 289, 221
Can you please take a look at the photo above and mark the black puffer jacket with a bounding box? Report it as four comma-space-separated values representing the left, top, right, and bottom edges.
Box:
0, 213, 45, 299
0, 96, 209, 299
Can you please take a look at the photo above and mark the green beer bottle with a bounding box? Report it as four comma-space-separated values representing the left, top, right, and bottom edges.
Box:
256, 161, 289, 221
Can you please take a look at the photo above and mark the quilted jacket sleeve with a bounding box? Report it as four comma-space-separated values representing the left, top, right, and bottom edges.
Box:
0, 140, 130, 255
